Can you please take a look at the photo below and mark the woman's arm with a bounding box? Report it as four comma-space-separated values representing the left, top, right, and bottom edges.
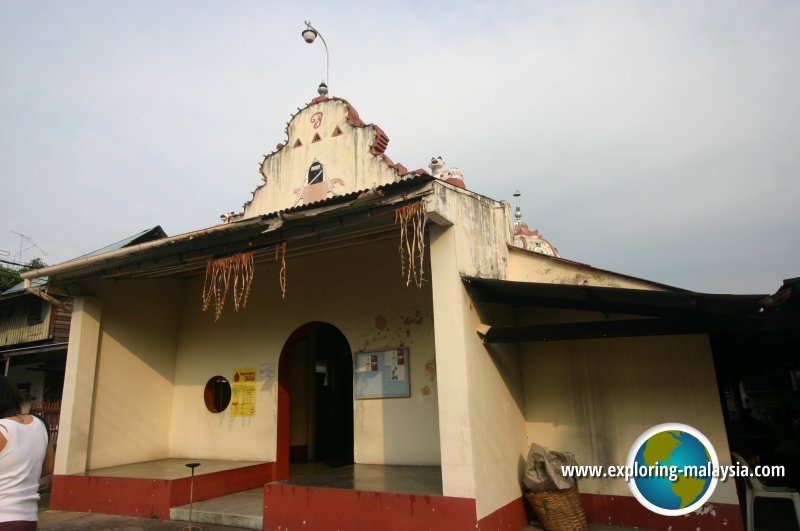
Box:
41, 435, 55, 477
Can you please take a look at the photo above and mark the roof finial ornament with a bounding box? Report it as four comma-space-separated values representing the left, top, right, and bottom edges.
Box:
317, 81, 328, 96
513, 190, 522, 222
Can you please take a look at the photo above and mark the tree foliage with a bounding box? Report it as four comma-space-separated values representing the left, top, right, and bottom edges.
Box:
21, 257, 47, 273
0, 258, 48, 293
0, 266, 19, 292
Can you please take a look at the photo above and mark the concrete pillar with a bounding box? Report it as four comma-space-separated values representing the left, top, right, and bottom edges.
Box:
54, 296, 102, 475
428, 225, 476, 499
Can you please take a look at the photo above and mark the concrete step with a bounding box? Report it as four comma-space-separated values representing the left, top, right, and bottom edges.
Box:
170, 488, 263, 530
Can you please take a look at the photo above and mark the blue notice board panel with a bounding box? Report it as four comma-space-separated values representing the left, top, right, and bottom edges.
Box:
355, 348, 410, 399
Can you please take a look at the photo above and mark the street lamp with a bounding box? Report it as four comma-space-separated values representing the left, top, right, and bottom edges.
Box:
302, 20, 330, 93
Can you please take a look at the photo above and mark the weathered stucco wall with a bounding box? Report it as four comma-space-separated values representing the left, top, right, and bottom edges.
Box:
169, 236, 441, 465
54, 296, 102, 475
85, 281, 184, 469
464, 300, 528, 519
426, 183, 511, 279
508, 246, 665, 289
243, 98, 403, 217
429, 220, 527, 518
429, 225, 477, 500
521, 333, 738, 505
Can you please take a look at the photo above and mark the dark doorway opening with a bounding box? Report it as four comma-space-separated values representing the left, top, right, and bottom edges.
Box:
278, 322, 353, 479
312, 325, 354, 466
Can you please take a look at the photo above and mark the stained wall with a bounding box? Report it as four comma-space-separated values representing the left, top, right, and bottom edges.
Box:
167, 236, 441, 465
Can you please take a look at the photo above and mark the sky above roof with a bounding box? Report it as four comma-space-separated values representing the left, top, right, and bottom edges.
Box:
1, 1, 798, 294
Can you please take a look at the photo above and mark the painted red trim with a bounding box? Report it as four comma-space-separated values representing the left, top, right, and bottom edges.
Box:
277, 334, 292, 480
443, 177, 466, 189
263, 484, 477, 531
50, 462, 275, 519
580, 493, 744, 531
477, 496, 528, 531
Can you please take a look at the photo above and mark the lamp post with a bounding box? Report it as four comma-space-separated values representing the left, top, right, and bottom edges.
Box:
302, 21, 330, 94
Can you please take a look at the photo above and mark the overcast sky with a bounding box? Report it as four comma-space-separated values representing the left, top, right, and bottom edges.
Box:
1, 1, 798, 294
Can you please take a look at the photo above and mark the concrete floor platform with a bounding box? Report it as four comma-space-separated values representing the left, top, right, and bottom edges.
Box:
171, 488, 263, 530
79, 458, 266, 480
39, 509, 256, 530
275, 462, 443, 495
169, 463, 442, 529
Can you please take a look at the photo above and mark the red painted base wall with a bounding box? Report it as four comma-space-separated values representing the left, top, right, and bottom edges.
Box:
263, 486, 529, 531
50, 466, 743, 531
50, 462, 275, 519
477, 497, 529, 530
581, 493, 745, 531
264, 484, 477, 531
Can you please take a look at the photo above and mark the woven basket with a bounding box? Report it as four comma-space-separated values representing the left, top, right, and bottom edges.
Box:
524, 484, 588, 531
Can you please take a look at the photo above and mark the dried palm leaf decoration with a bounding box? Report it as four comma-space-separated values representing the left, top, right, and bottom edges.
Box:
275, 241, 287, 299
395, 200, 427, 288
202, 251, 255, 321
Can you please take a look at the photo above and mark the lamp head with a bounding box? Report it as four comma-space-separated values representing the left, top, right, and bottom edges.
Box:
302, 22, 317, 44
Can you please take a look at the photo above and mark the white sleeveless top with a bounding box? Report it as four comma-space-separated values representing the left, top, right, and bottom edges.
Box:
0, 417, 48, 522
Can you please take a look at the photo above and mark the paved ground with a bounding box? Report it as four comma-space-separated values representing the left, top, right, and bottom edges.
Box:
38, 511, 634, 531
38, 510, 252, 530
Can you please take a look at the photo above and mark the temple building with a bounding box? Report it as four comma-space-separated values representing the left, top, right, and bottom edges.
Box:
22, 88, 775, 531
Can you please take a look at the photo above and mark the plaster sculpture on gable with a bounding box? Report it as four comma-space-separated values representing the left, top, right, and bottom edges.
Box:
428, 156, 466, 189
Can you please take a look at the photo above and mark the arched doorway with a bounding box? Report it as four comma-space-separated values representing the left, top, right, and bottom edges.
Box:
277, 322, 354, 480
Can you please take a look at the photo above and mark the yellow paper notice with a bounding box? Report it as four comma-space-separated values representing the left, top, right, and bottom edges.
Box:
231, 367, 257, 416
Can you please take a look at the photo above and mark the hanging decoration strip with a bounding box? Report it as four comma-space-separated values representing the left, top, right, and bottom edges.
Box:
394, 200, 427, 288
201, 251, 255, 321
275, 241, 287, 299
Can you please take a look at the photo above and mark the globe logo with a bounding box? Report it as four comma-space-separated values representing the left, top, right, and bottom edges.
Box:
626, 423, 719, 516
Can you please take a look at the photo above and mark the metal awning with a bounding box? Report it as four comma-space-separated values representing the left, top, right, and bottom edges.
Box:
463, 277, 771, 343
0, 342, 69, 359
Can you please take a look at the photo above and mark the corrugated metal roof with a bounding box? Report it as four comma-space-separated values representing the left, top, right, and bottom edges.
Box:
70, 226, 167, 260
1, 276, 48, 296
22, 176, 436, 283
4, 226, 167, 296
248, 173, 434, 218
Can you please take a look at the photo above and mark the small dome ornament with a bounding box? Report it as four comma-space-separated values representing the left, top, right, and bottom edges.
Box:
317, 81, 329, 96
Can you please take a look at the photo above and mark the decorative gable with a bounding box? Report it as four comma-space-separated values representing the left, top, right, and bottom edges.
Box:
237, 96, 415, 219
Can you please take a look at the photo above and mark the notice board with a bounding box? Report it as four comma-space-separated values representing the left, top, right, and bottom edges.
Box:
355, 348, 410, 399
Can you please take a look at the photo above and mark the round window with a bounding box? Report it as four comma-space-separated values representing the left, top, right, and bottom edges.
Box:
204, 376, 232, 413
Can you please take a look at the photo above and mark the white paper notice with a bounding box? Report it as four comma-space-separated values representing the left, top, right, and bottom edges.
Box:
259, 363, 275, 379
